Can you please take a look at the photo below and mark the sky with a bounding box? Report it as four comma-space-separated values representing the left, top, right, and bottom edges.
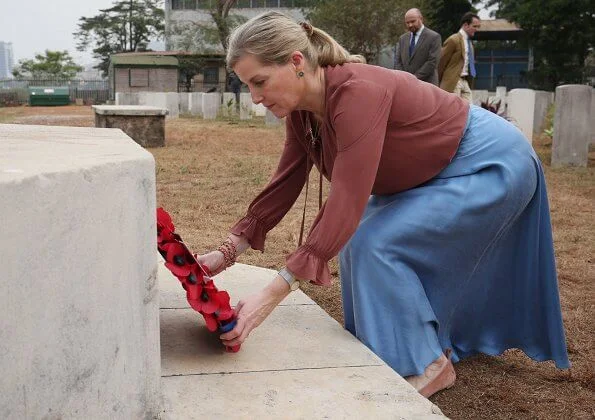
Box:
0, 1, 495, 69
0, 0, 163, 68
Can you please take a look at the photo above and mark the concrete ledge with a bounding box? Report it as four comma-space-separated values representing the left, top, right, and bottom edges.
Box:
0, 123, 160, 419
93, 105, 168, 116
159, 262, 446, 419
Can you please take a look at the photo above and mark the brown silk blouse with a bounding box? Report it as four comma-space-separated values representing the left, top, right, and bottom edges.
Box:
231, 63, 469, 286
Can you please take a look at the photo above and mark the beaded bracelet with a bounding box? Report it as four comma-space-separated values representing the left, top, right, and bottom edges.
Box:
217, 238, 237, 268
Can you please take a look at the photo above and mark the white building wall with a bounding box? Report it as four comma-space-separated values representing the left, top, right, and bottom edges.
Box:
0, 41, 15, 79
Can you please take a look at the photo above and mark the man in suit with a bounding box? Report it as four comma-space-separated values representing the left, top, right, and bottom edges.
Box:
438, 12, 481, 101
395, 8, 442, 85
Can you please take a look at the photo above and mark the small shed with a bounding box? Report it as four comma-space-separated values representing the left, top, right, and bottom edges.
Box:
110, 53, 179, 95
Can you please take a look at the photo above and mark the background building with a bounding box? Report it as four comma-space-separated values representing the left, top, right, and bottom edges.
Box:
0, 42, 15, 79
164, 1, 308, 89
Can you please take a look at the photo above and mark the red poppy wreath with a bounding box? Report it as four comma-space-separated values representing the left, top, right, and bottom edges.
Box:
157, 207, 241, 353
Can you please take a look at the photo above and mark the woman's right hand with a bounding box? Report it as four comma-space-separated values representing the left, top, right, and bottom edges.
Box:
196, 250, 226, 276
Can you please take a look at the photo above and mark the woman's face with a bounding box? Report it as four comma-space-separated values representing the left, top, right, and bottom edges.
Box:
233, 53, 304, 118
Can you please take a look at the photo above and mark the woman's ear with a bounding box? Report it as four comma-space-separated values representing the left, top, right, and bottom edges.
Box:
290, 51, 304, 70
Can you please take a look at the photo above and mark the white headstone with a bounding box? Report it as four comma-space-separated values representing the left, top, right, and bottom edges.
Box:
189, 92, 203, 117
252, 103, 266, 117
508, 88, 536, 143
178, 92, 190, 114
552, 85, 591, 167
222, 92, 237, 117
165, 92, 180, 118
202, 93, 221, 119
240, 93, 253, 120
471, 90, 489, 106
115, 92, 140, 106
533, 90, 554, 134
265, 109, 281, 126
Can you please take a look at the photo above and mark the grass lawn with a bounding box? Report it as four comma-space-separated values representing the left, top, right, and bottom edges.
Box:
1, 105, 593, 419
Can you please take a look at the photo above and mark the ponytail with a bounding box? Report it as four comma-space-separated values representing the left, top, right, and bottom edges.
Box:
227, 11, 365, 70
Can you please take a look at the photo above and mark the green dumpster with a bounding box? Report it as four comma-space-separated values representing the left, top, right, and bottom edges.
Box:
28, 86, 70, 106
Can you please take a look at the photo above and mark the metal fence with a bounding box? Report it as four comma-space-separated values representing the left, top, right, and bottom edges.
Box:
0, 78, 109, 106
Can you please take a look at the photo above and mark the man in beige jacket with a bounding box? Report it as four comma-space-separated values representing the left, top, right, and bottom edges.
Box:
438, 12, 481, 101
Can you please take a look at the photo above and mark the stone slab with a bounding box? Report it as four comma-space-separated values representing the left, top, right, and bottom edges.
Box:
160, 305, 383, 376
93, 104, 168, 116
159, 262, 446, 418
161, 366, 445, 419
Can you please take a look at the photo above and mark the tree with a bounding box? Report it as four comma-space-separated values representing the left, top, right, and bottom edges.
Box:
12, 50, 83, 79
305, 0, 418, 64
486, 0, 595, 89
424, 0, 479, 41
167, 1, 246, 91
167, 0, 245, 55
74, 0, 165, 77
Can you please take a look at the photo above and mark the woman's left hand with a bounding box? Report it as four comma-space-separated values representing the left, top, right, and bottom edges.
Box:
220, 275, 290, 347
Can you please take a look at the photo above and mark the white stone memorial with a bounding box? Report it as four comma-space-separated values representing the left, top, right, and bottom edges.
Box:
222, 92, 237, 116
240, 93, 253, 120
0, 124, 160, 418
189, 92, 203, 117
202, 92, 221, 119
265, 108, 282, 126
552, 85, 592, 167
252, 102, 267, 117
178, 92, 190, 114
508, 88, 537, 143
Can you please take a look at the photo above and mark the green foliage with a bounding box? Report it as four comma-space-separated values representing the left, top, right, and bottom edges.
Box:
424, 0, 478, 41
486, 0, 595, 89
12, 50, 83, 79
74, 0, 165, 77
168, 13, 247, 54
178, 56, 209, 92
305, 0, 419, 63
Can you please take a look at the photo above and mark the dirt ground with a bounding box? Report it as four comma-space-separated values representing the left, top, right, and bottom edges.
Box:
2, 106, 593, 419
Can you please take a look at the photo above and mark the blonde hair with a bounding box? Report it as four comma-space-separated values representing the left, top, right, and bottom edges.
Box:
226, 11, 366, 70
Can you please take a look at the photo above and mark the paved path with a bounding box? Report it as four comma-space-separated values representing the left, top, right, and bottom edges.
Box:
158, 262, 447, 419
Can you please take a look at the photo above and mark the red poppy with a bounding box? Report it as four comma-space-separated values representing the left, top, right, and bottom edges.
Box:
157, 208, 176, 244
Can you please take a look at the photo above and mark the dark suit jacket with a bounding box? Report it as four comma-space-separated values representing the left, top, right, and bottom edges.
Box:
395, 26, 442, 85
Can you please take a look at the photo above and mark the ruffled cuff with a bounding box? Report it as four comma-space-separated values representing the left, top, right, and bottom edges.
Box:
230, 212, 269, 252
286, 245, 333, 286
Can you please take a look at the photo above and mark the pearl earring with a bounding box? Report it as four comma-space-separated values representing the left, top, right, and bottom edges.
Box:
297, 71, 304, 78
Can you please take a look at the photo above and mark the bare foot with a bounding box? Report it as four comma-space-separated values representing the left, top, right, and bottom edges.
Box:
405, 353, 456, 398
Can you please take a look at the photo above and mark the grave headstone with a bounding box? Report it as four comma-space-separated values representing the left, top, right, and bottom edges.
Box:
189, 92, 203, 117
552, 85, 591, 167
240, 93, 253, 120
265, 109, 281, 126
202, 93, 221, 119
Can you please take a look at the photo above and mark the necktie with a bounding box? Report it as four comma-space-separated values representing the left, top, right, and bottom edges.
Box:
409, 32, 416, 57
468, 39, 476, 77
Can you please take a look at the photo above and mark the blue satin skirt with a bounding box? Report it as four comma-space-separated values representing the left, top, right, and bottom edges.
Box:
339, 105, 570, 376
